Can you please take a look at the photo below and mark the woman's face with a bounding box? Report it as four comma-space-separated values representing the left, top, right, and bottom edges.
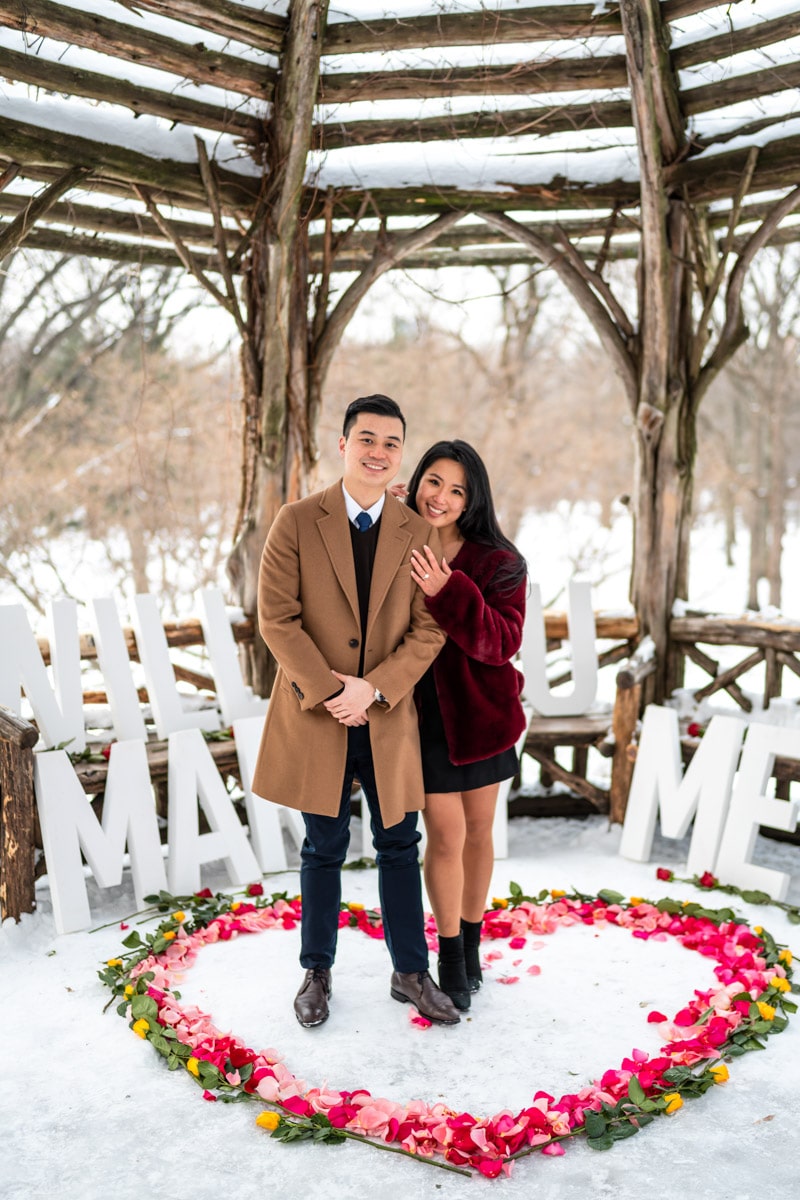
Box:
415, 457, 468, 530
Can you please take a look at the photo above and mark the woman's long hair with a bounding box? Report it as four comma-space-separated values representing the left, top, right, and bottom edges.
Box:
405, 439, 527, 593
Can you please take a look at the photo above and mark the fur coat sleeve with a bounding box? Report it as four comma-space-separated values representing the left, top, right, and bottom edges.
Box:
422, 541, 528, 766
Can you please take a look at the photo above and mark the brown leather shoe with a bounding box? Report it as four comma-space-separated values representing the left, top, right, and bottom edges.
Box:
293, 967, 332, 1027
390, 970, 461, 1025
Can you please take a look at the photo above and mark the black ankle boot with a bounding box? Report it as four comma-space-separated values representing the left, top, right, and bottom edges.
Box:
461, 918, 483, 992
437, 933, 470, 1011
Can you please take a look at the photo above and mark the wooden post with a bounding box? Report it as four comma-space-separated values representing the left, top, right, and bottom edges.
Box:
609, 646, 658, 824
0, 706, 39, 922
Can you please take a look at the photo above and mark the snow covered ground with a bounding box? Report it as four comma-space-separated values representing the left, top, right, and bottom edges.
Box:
3, 814, 799, 1200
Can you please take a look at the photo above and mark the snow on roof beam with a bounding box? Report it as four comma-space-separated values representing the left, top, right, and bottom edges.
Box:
0, 0, 277, 100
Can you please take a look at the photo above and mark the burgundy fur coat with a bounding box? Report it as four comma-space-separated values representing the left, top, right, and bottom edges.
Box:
422, 540, 527, 765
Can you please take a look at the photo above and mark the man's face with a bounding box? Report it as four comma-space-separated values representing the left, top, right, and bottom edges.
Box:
339, 414, 404, 496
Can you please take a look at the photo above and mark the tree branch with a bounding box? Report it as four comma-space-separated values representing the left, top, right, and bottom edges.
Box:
553, 222, 634, 339
194, 137, 247, 335
696, 184, 800, 400
478, 209, 637, 405
314, 210, 466, 383
0, 165, 92, 258
133, 185, 231, 311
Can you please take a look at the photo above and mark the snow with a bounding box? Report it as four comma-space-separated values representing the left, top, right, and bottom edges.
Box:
3, 815, 799, 1199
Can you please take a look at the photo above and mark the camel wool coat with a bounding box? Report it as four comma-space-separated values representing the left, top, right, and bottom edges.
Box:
251, 483, 445, 828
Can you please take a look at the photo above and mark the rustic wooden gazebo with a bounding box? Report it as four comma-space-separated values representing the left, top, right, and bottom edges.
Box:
1, 0, 800, 701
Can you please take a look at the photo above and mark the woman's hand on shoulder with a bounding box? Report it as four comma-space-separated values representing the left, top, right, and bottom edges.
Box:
410, 545, 451, 597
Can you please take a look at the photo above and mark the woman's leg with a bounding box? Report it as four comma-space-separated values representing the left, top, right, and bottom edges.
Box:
422, 791, 466, 937
423, 791, 470, 1008
461, 783, 500, 922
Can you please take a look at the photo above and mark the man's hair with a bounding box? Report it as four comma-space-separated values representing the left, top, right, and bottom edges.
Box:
342, 394, 406, 439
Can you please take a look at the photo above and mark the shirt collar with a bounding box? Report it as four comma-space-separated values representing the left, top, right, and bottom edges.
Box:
342, 483, 385, 527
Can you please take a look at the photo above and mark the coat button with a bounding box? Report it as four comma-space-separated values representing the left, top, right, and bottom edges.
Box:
348, 638, 359, 648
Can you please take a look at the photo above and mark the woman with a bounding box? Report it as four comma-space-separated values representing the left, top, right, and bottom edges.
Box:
405, 440, 528, 1011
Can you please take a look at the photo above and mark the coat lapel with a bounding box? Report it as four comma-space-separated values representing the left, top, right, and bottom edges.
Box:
368, 496, 412, 636
316, 483, 360, 627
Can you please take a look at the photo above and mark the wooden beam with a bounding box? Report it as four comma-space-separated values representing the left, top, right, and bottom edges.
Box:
315, 52, 800, 149
0, 115, 260, 210
0, 707, 38, 921
684, 60, 800, 117
0, 163, 91, 256
112, 0, 286, 55
321, 0, 728, 55
671, 615, 800, 653
323, 5, 624, 54
0, 0, 276, 99
0, 192, 223, 247
672, 134, 800, 203
315, 98, 634, 150
0, 46, 263, 138
673, 11, 800, 71
319, 56, 629, 102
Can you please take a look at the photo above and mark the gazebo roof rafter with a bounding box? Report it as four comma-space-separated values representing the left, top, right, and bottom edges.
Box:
0, 0, 799, 270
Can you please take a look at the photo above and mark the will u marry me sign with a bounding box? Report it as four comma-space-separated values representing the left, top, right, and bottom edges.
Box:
2, 585, 798, 935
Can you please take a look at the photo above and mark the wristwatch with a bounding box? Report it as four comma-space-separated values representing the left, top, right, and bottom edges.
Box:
373, 687, 389, 708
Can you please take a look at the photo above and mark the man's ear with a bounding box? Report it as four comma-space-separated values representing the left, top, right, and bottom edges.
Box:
338, 435, 346, 457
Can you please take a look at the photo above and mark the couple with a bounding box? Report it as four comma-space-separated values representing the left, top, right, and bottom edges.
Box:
252, 394, 527, 1027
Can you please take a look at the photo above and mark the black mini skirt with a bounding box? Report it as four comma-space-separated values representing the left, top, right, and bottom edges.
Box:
417, 666, 519, 794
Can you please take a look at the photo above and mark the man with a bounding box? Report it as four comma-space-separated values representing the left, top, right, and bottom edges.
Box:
252, 394, 460, 1027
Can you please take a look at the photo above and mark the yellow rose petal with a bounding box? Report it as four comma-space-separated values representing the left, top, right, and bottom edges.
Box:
663, 1092, 683, 1114
630, 897, 644, 906
132, 1018, 150, 1039
124, 984, 134, 998
162, 930, 176, 941
172, 910, 186, 922
256, 1111, 280, 1131
106, 958, 123, 968
709, 1063, 729, 1084
769, 976, 791, 992
757, 1001, 776, 1021
779, 948, 793, 966
348, 902, 365, 912
186, 1057, 200, 1077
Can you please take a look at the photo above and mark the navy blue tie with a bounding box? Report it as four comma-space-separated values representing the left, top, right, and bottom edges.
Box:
355, 512, 372, 532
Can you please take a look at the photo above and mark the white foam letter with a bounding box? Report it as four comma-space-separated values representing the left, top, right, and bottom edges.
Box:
35, 740, 166, 933
198, 589, 267, 724
0, 601, 84, 751
715, 724, 800, 900
521, 580, 598, 716
233, 713, 304, 870
89, 597, 147, 741
620, 706, 745, 874
166, 727, 259, 894
131, 594, 220, 739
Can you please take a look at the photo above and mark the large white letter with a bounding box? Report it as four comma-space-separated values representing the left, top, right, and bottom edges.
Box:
715, 724, 800, 900
89, 597, 147, 742
167, 727, 260, 894
0, 600, 85, 751
198, 589, 268, 724
521, 580, 598, 716
619, 706, 745, 874
35, 740, 166, 934
132, 594, 220, 739
233, 713, 305, 870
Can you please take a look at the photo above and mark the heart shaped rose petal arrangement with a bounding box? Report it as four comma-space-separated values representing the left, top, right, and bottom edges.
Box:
99, 883, 796, 1179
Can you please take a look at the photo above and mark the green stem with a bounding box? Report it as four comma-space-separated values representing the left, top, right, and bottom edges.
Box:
507, 1127, 583, 1162
338, 1129, 474, 1176
89, 906, 159, 933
